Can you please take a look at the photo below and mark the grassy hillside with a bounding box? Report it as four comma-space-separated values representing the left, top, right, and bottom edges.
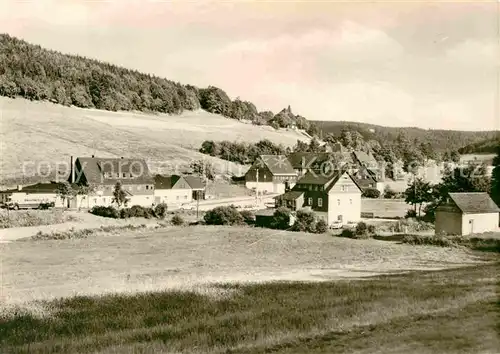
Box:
314, 120, 498, 153
0, 97, 309, 185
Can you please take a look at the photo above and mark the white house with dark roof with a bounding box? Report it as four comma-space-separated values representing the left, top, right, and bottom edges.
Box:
435, 192, 500, 236
153, 174, 205, 208
274, 169, 363, 225
245, 155, 298, 194
70, 156, 155, 208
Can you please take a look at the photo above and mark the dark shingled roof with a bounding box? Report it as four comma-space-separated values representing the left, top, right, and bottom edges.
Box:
448, 193, 500, 214
287, 152, 353, 169
76, 157, 153, 185
183, 175, 205, 190
18, 182, 64, 194
293, 169, 363, 192
353, 150, 378, 167
256, 155, 296, 175
154, 175, 179, 190
274, 191, 304, 200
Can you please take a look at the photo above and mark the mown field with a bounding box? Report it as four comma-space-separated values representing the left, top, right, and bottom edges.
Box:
0, 97, 309, 185
1, 261, 498, 354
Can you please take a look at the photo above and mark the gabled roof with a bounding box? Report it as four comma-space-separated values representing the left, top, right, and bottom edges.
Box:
10, 182, 64, 194
274, 191, 304, 200
183, 175, 205, 189
254, 155, 296, 175
353, 150, 378, 167
76, 157, 153, 185
447, 193, 500, 214
154, 175, 178, 190
293, 169, 363, 193
287, 152, 353, 170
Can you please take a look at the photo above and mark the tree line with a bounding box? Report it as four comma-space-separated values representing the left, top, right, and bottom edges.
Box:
199, 139, 287, 165
0, 34, 320, 136
404, 145, 500, 222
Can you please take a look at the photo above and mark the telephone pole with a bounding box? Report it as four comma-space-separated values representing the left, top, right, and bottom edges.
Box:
255, 167, 259, 205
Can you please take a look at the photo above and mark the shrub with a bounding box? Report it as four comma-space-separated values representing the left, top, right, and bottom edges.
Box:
405, 209, 417, 219
383, 186, 397, 199
291, 209, 317, 233
239, 210, 255, 225
355, 221, 368, 235
203, 206, 244, 225
315, 219, 328, 234
126, 205, 154, 219
270, 207, 291, 230
171, 214, 184, 226
340, 229, 355, 238
154, 203, 168, 219
362, 188, 381, 199
90, 206, 120, 219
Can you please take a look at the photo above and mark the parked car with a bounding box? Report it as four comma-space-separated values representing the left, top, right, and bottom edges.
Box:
330, 220, 343, 229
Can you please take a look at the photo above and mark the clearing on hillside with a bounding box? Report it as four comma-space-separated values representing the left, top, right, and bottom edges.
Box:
0, 97, 309, 184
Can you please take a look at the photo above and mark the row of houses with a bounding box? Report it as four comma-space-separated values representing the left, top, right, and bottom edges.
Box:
0, 156, 206, 209
244, 150, 387, 196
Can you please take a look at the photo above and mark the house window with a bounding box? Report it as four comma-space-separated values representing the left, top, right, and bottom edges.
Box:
309, 185, 312, 191
103, 198, 106, 204
318, 198, 323, 207
122, 173, 127, 178
349, 199, 352, 205
137, 186, 142, 191
176, 196, 179, 200
184, 195, 187, 199
341, 185, 345, 191
308, 197, 313, 205
337, 199, 340, 206
145, 185, 149, 190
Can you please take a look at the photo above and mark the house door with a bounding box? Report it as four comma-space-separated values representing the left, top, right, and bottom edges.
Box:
338, 215, 343, 222
469, 219, 474, 235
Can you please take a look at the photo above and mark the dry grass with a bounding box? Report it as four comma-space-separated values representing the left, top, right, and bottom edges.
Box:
1, 226, 487, 305
361, 199, 410, 218
0, 97, 309, 184
0, 209, 79, 229
0, 262, 498, 354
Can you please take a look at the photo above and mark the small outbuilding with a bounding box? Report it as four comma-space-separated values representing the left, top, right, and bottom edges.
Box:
435, 192, 500, 236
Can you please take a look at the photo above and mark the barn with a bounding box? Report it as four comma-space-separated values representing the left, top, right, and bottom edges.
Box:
435, 192, 500, 236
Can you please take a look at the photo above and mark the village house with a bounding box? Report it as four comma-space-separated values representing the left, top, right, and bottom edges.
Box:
245, 155, 297, 194
435, 192, 500, 236
154, 174, 205, 207
0, 182, 66, 209
70, 156, 154, 208
351, 150, 385, 192
274, 169, 363, 225
287, 152, 353, 177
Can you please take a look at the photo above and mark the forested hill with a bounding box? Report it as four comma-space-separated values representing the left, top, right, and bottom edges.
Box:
458, 136, 500, 154
314, 120, 498, 154
0, 34, 320, 135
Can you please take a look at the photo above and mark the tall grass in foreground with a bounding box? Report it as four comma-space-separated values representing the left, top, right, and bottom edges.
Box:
0, 263, 498, 354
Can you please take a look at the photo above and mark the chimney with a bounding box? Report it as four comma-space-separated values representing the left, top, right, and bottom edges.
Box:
17, 185, 22, 191
70, 156, 75, 183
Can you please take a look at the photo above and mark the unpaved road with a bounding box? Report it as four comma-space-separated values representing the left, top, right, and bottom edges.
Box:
1, 226, 488, 306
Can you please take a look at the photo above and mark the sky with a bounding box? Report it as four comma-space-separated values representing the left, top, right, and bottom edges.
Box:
1, 0, 499, 131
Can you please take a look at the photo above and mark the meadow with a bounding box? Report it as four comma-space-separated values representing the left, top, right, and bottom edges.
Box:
0, 97, 308, 185
1, 261, 497, 354
2, 226, 486, 305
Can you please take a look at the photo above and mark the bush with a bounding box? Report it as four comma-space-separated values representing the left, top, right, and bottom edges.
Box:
340, 229, 356, 238
239, 210, 255, 225
383, 186, 397, 199
204, 206, 244, 225
291, 209, 317, 233
362, 188, 381, 199
339, 221, 376, 239
171, 214, 184, 226
315, 219, 328, 234
90, 206, 120, 219
154, 203, 168, 219
405, 209, 417, 219
126, 205, 155, 219
270, 207, 291, 230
